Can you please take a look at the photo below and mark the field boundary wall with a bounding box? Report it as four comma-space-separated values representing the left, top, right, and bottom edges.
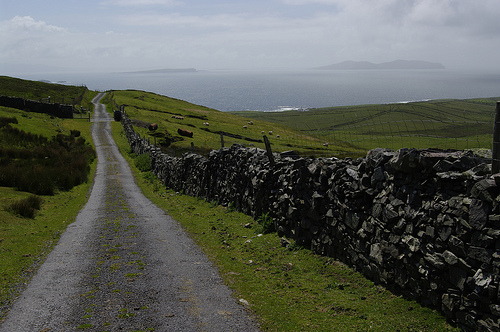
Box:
0, 95, 73, 118
122, 114, 500, 331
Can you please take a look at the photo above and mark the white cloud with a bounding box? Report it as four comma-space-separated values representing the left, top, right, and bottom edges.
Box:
0, 0, 498, 72
4, 16, 66, 32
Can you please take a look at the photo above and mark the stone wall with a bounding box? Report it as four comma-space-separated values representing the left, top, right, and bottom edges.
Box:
0, 95, 74, 118
122, 114, 500, 331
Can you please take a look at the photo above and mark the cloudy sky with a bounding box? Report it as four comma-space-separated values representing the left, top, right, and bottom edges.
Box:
0, 0, 499, 74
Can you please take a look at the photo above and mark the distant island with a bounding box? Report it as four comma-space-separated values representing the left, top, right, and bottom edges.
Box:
124, 68, 197, 74
314, 60, 445, 70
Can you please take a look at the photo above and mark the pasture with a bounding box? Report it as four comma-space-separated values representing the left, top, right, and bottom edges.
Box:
104, 88, 499, 158
232, 98, 500, 157
103, 90, 342, 157
0, 75, 95, 111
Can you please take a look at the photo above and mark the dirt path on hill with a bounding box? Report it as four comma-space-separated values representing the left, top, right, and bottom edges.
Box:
0, 93, 259, 332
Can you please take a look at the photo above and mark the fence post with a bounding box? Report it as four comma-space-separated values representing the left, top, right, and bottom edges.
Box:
220, 133, 224, 148
263, 135, 275, 167
493, 102, 500, 174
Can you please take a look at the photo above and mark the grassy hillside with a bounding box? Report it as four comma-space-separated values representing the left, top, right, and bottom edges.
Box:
103, 90, 353, 157
0, 75, 96, 111
104, 89, 499, 158
233, 98, 500, 156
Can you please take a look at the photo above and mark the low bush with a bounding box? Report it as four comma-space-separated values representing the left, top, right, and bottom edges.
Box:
70, 129, 81, 137
134, 153, 151, 172
256, 212, 275, 234
8, 195, 43, 218
0, 126, 95, 195
142, 171, 156, 184
0, 116, 18, 128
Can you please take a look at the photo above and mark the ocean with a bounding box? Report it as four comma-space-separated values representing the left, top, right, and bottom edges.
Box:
14, 69, 500, 112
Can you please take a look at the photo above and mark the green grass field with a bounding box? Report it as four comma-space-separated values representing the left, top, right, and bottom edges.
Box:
0, 75, 96, 111
233, 98, 499, 156
104, 89, 499, 158
103, 90, 346, 157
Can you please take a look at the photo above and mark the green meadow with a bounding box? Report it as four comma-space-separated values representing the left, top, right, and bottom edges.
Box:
0, 75, 95, 111
232, 98, 500, 157
103, 89, 339, 157
103, 89, 499, 158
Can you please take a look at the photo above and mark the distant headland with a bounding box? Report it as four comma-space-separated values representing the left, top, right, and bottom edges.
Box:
314, 60, 445, 70
123, 68, 197, 74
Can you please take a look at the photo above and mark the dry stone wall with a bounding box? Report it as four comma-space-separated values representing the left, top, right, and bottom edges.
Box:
122, 115, 500, 331
0, 95, 74, 118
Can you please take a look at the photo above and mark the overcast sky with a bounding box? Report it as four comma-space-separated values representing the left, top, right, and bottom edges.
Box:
0, 0, 499, 74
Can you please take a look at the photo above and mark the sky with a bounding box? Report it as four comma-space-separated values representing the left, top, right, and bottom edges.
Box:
0, 0, 499, 74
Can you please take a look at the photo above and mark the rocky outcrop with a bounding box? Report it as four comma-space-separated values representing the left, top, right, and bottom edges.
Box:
122, 114, 499, 331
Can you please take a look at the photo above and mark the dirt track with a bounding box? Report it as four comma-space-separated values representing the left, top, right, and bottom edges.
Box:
0, 93, 259, 332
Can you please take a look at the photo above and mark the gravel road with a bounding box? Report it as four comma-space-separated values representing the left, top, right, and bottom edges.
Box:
0, 93, 259, 332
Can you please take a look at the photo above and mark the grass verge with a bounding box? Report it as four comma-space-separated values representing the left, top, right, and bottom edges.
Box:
0, 165, 96, 321
111, 121, 459, 331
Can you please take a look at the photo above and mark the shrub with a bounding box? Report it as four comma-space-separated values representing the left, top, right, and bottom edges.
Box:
256, 212, 275, 234
70, 129, 81, 137
0, 126, 95, 195
225, 201, 236, 213
142, 171, 156, 184
134, 153, 151, 172
8, 195, 43, 218
16, 166, 55, 195
0, 117, 18, 128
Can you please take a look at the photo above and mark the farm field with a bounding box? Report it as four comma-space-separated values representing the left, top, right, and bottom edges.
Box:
0, 75, 95, 111
103, 90, 355, 157
104, 88, 499, 158
233, 98, 500, 157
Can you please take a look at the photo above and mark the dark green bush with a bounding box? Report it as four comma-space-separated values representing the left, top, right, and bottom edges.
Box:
256, 212, 275, 234
0, 117, 18, 128
0, 125, 95, 195
8, 195, 43, 218
134, 153, 151, 172
70, 129, 81, 137
142, 171, 156, 184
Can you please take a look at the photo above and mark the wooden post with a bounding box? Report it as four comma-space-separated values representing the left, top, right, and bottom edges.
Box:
263, 135, 275, 167
493, 101, 500, 174
220, 133, 224, 148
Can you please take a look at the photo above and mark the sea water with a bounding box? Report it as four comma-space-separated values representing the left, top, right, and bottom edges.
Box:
13, 69, 500, 112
